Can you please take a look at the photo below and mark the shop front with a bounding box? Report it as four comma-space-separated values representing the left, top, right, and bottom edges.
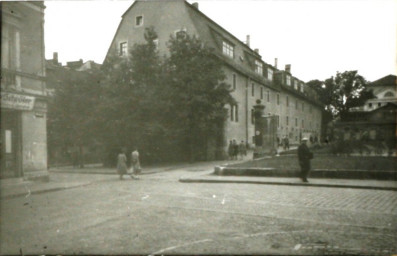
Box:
1, 92, 48, 180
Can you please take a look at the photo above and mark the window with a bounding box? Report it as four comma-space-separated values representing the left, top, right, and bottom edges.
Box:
286, 116, 289, 126
286, 96, 289, 107
232, 73, 236, 90
300, 83, 304, 92
384, 91, 394, 97
135, 16, 143, 26
277, 94, 280, 105
378, 102, 382, 107
286, 75, 291, 86
119, 42, 127, 56
251, 109, 255, 124
175, 29, 187, 39
153, 39, 159, 50
230, 104, 238, 122
295, 118, 298, 127
260, 87, 263, 100
222, 41, 234, 58
368, 103, 372, 108
302, 119, 304, 128
267, 90, 270, 102
255, 60, 263, 75
267, 68, 273, 80
251, 83, 255, 97
302, 102, 304, 111
294, 80, 298, 90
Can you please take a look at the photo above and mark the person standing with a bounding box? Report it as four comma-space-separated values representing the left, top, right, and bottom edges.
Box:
130, 147, 141, 179
297, 138, 313, 182
239, 140, 247, 160
228, 140, 234, 160
232, 139, 239, 160
117, 149, 128, 180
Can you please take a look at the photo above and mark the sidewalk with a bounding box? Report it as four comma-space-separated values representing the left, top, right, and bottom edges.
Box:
179, 170, 397, 191
0, 155, 253, 200
0, 173, 116, 200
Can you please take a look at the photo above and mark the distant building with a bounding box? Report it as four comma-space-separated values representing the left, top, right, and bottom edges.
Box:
1, 2, 48, 180
351, 74, 397, 112
104, 0, 323, 157
333, 75, 397, 155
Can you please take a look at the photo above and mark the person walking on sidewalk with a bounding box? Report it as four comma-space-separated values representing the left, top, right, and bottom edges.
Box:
228, 140, 234, 160
117, 149, 128, 180
130, 147, 141, 179
239, 140, 247, 160
297, 138, 313, 182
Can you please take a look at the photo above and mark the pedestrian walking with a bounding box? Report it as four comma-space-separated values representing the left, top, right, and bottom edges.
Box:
297, 137, 313, 182
233, 139, 239, 160
238, 140, 247, 160
130, 147, 141, 179
228, 140, 234, 160
117, 149, 128, 180
285, 136, 290, 150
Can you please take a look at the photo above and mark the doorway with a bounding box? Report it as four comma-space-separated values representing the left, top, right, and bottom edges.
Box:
1, 110, 21, 178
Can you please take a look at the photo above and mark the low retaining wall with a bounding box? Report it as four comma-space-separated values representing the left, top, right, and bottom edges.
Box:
214, 166, 397, 180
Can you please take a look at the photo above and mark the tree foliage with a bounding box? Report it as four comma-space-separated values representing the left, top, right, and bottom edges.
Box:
307, 71, 374, 118
47, 68, 102, 166
164, 33, 234, 161
99, 28, 234, 164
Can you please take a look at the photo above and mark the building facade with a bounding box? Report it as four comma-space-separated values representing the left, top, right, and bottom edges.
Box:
1, 2, 48, 180
352, 75, 397, 112
104, 0, 322, 154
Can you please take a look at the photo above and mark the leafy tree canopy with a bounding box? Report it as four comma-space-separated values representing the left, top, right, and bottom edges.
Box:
307, 70, 374, 118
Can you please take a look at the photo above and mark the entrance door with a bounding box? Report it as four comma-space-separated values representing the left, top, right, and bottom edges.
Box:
0, 111, 20, 178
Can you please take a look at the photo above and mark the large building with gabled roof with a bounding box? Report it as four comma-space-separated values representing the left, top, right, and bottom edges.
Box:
104, 0, 323, 156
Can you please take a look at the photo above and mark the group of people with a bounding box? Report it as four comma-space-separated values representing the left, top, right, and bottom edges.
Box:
117, 148, 141, 180
228, 140, 247, 160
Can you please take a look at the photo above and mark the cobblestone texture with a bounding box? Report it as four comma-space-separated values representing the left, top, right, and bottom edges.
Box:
1, 172, 396, 255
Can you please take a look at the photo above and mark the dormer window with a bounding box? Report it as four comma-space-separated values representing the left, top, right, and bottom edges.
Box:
255, 60, 263, 75
222, 41, 234, 58
294, 80, 298, 90
300, 83, 304, 93
136, 16, 143, 26
267, 68, 273, 81
286, 75, 291, 86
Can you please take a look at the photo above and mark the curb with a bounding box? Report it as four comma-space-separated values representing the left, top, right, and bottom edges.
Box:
1, 182, 94, 200
179, 178, 397, 191
214, 166, 397, 181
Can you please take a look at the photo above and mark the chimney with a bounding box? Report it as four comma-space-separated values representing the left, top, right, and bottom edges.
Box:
53, 52, 58, 65
254, 48, 259, 54
192, 2, 199, 9
246, 35, 250, 47
285, 64, 291, 73
274, 58, 278, 69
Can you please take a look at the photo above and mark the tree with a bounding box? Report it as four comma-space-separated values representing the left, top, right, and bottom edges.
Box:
47, 68, 102, 167
99, 28, 234, 164
99, 27, 167, 164
164, 33, 234, 161
307, 71, 374, 118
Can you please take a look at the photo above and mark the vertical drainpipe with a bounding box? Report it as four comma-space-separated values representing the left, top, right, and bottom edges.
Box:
246, 75, 250, 144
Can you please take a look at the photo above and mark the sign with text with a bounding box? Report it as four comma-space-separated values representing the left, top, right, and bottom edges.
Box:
1, 92, 35, 111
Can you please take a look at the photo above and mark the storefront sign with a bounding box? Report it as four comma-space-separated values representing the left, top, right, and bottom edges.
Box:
1, 92, 35, 110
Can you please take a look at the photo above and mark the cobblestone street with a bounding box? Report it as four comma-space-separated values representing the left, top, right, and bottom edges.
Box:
1, 170, 396, 255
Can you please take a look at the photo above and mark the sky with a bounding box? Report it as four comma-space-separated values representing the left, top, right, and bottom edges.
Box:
44, 0, 397, 82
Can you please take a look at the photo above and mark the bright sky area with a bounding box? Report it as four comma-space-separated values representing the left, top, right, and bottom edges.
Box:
44, 0, 397, 82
